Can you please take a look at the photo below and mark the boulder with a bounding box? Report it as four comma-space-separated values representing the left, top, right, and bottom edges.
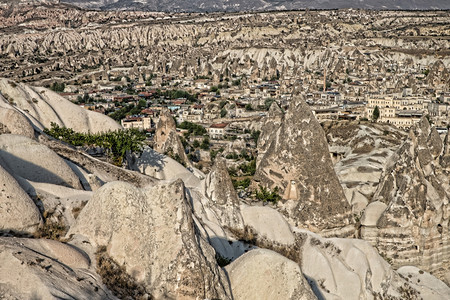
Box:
225, 248, 317, 300
360, 201, 387, 227
68, 180, 232, 299
0, 134, 82, 189
0, 164, 42, 234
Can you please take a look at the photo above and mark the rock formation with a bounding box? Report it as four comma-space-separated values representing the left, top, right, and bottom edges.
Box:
204, 157, 245, 231
0, 102, 35, 138
153, 109, 190, 166
253, 96, 352, 233
0, 134, 82, 189
297, 229, 450, 299
0, 237, 116, 300
0, 164, 42, 235
68, 180, 232, 299
325, 121, 408, 213
0, 79, 121, 134
361, 117, 450, 283
256, 101, 283, 168
225, 248, 317, 300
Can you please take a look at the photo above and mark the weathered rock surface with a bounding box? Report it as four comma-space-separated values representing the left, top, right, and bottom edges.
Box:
362, 117, 450, 282
0, 164, 42, 235
0, 101, 35, 139
0, 237, 116, 300
296, 229, 447, 300
253, 96, 352, 232
153, 109, 190, 166
397, 266, 450, 299
0, 134, 82, 189
325, 121, 407, 213
204, 157, 245, 231
225, 248, 317, 300
68, 180, 232, 299
256, 101, 283, 168
240, 204, 295, 246
0, 78, 121, 134
131, 146, 200, 187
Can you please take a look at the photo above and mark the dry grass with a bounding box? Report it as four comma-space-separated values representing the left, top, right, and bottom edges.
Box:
95, 246, 149, 300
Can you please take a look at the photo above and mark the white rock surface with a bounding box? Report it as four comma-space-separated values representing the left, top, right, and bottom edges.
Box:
397, 266, 450, 300
0, 237, 115, 300
131, 146, 200, 187
68, 180, 232, 299
361, 201, 387, 226
296, 229, 429, 300
0, 101, 35, 138
0, 78, 121, 134
225, 248, 317, 300
241, 204, 295, 245
0, 164, 42, 234
0, 134, 82, 189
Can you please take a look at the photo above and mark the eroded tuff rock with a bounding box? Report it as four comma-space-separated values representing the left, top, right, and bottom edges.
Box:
0, 101, 35, 139
253, 96, 352, 232
0, 78, 121, 134
256, 101, 283, 168
0, 164, 42, 235
296, 229, 450, 300
153, 109, 190, 166
68, 180, 232, 299
325, 121, 408, 213
441, 130, 450, 169
130, 146, 200, 187
362, 117, 450, 282
0, 237, 116, 300
225, 248, 317, 300
0, 134, 82, 189
204, 157, 245, 231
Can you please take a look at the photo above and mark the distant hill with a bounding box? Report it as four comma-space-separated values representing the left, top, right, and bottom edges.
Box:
60, 0, 450, 11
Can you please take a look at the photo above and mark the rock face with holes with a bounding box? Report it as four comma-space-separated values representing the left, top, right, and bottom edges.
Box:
68, 180, 232, 299
153, 109, 190, 166
225, 248, 317, 300
204, 157, 245, 231
252, 96, 352, 233
0, 237, 116, 300
361, 117, 450, 283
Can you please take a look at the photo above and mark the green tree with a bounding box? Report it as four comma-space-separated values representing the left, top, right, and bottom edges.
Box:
372, 106, 380, 122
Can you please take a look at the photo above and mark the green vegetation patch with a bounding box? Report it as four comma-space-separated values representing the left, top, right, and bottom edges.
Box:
44, 122, 145, 166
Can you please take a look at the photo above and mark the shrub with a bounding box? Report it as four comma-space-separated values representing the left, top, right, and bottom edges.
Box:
44, 123, 145, 166
255, 185, 281, 203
